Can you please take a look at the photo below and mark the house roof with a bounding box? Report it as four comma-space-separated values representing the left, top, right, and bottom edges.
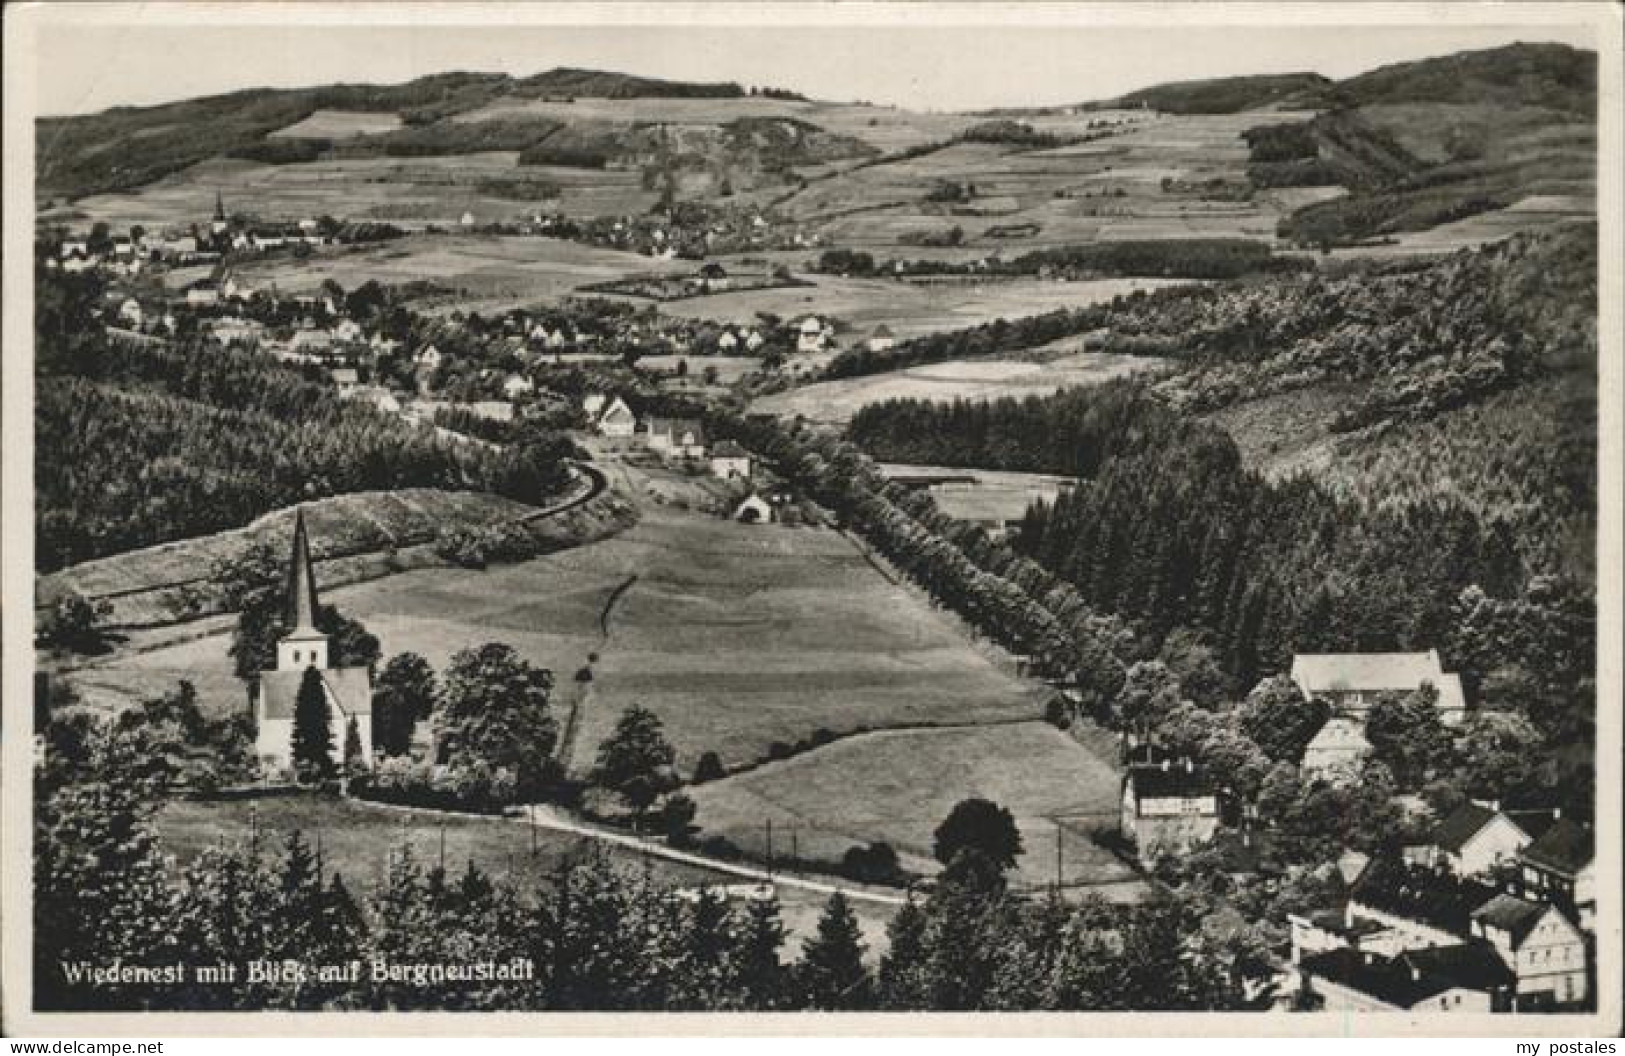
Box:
711, 440, 750, 460
1305, 714, 1371, 751
1126, 761, 1217, 802
1520, 818, 1592, 876
1504, 809, 1560, 844
1291, 651, 1466, 712
1471, 893, 1548, 946
1433, 802, 1500, 854
1292, 651, 1443, 692
1397, 942, 1515, 992
647, 416, 706, 438
259, 666, 372, 721
1301, 947, 1492, 1009
872, 324, 894, 337
1350, 856, 1497, 935
330, 368, 359, 383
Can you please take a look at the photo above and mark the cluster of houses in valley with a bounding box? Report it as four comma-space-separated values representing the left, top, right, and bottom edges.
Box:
1117, 649, 1595, 1012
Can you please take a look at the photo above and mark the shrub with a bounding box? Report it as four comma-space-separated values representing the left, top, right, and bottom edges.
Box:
692, 750, 726, 784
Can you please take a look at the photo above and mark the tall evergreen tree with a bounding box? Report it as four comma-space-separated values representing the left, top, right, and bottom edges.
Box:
290, 666, 334, 781
797, 892, 872, 1010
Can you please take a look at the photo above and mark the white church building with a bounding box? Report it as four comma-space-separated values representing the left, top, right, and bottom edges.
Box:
254, 511, 373, 774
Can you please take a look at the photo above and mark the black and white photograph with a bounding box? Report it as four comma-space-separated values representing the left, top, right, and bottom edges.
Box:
2, 0, 1619, 1037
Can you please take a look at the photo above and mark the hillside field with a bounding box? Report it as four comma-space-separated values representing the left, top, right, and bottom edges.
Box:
753, 350, 1172, 427
687, 722, 1141, 895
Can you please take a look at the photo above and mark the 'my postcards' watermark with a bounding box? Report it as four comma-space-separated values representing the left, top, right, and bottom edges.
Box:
1515, 1045, 1618, 1056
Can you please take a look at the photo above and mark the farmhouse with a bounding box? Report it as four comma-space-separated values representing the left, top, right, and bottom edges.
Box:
1300, 715, 1370, 782
1413, 802, 1558, 877
698, 262, 731, 292
1119, 757, 1220, 862
1295, 945, 1512, 1013
796, 316, 828, 353
718, 331, 740, 352
1289, 650, 1467, 725
253, 512, 373, 774
1469, 894, 1587, 1007
646, 417, 707, 458
186, 284, 221, 307
709, 440, 753, 481
594, 396, 638, 438
414, 344, 444, 370
330, 367, 360, 398
1516, 818, 1594, 930
866, 324, 896, 353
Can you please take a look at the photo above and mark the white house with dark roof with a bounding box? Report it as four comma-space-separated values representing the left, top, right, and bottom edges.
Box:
1418, 802, 1558, 877
1290, 649, 1467, 725
645, 417, 707, 458
253, 511, 373, 774
866, 324, 896, 353
709, 440, 753, 481
796, 316, 828, 353
1120, 756, 1220, 863
1470, 893, 1587, 1006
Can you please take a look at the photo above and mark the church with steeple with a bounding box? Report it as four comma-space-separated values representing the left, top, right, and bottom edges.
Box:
253, 510, 374, 774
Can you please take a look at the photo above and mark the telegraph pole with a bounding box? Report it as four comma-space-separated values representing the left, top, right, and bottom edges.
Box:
765, 817, 774, 876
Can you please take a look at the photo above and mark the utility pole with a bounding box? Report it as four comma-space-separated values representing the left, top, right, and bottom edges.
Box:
766, 818, 774, 876
1055, 820, 1064, 892
790, 826, 798, 869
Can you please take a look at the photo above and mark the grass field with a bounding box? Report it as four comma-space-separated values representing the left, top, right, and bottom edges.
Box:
67, 154, 658, 232
657, 275, 1188, 345
753, 350, 1172, 426
687, 721, 1142, 894
73, 481, 1042, 773
571, 505, 1045, 772
876, 464, 1076, 526
233, 233, 684, 311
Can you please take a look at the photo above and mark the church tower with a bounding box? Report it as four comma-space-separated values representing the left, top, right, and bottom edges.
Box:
276, 510, 329, 671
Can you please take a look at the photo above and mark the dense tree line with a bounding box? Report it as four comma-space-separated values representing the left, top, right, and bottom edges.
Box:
34, 271, 572, 571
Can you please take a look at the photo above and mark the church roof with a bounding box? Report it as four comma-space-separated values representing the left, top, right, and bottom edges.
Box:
285, 509, 322, 636
259, 667, 372, 721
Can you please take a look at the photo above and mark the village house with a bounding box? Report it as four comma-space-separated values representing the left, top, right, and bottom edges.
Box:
413, 344, 445, 371
1469, 893, 1588, 1007
288, 328, 336, 358
796, 316, 828, 354
1290, 649, 1468, 725
718, 330, 740, 352
592, 395, 638, 438
709, 440, 753, 481
185, 283, 221, 307
745, 329, 766, 352
330, 367, 361, 398
253, 512, 373, 774
1119, 756, 1220, 863
503, 374, 536, 398
333, 318, 364, 343
866, 324, 896, 353
698, 262, 731, 292
645, 417, 708, 458
1412, 802, 1559, 877
117, 298, 144, 329
210, 317, 264, 347
1516, 818, 1594, 930
1300, 715, 1371, 782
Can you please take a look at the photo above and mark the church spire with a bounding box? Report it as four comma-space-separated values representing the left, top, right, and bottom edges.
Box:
285, 509, 320, 634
